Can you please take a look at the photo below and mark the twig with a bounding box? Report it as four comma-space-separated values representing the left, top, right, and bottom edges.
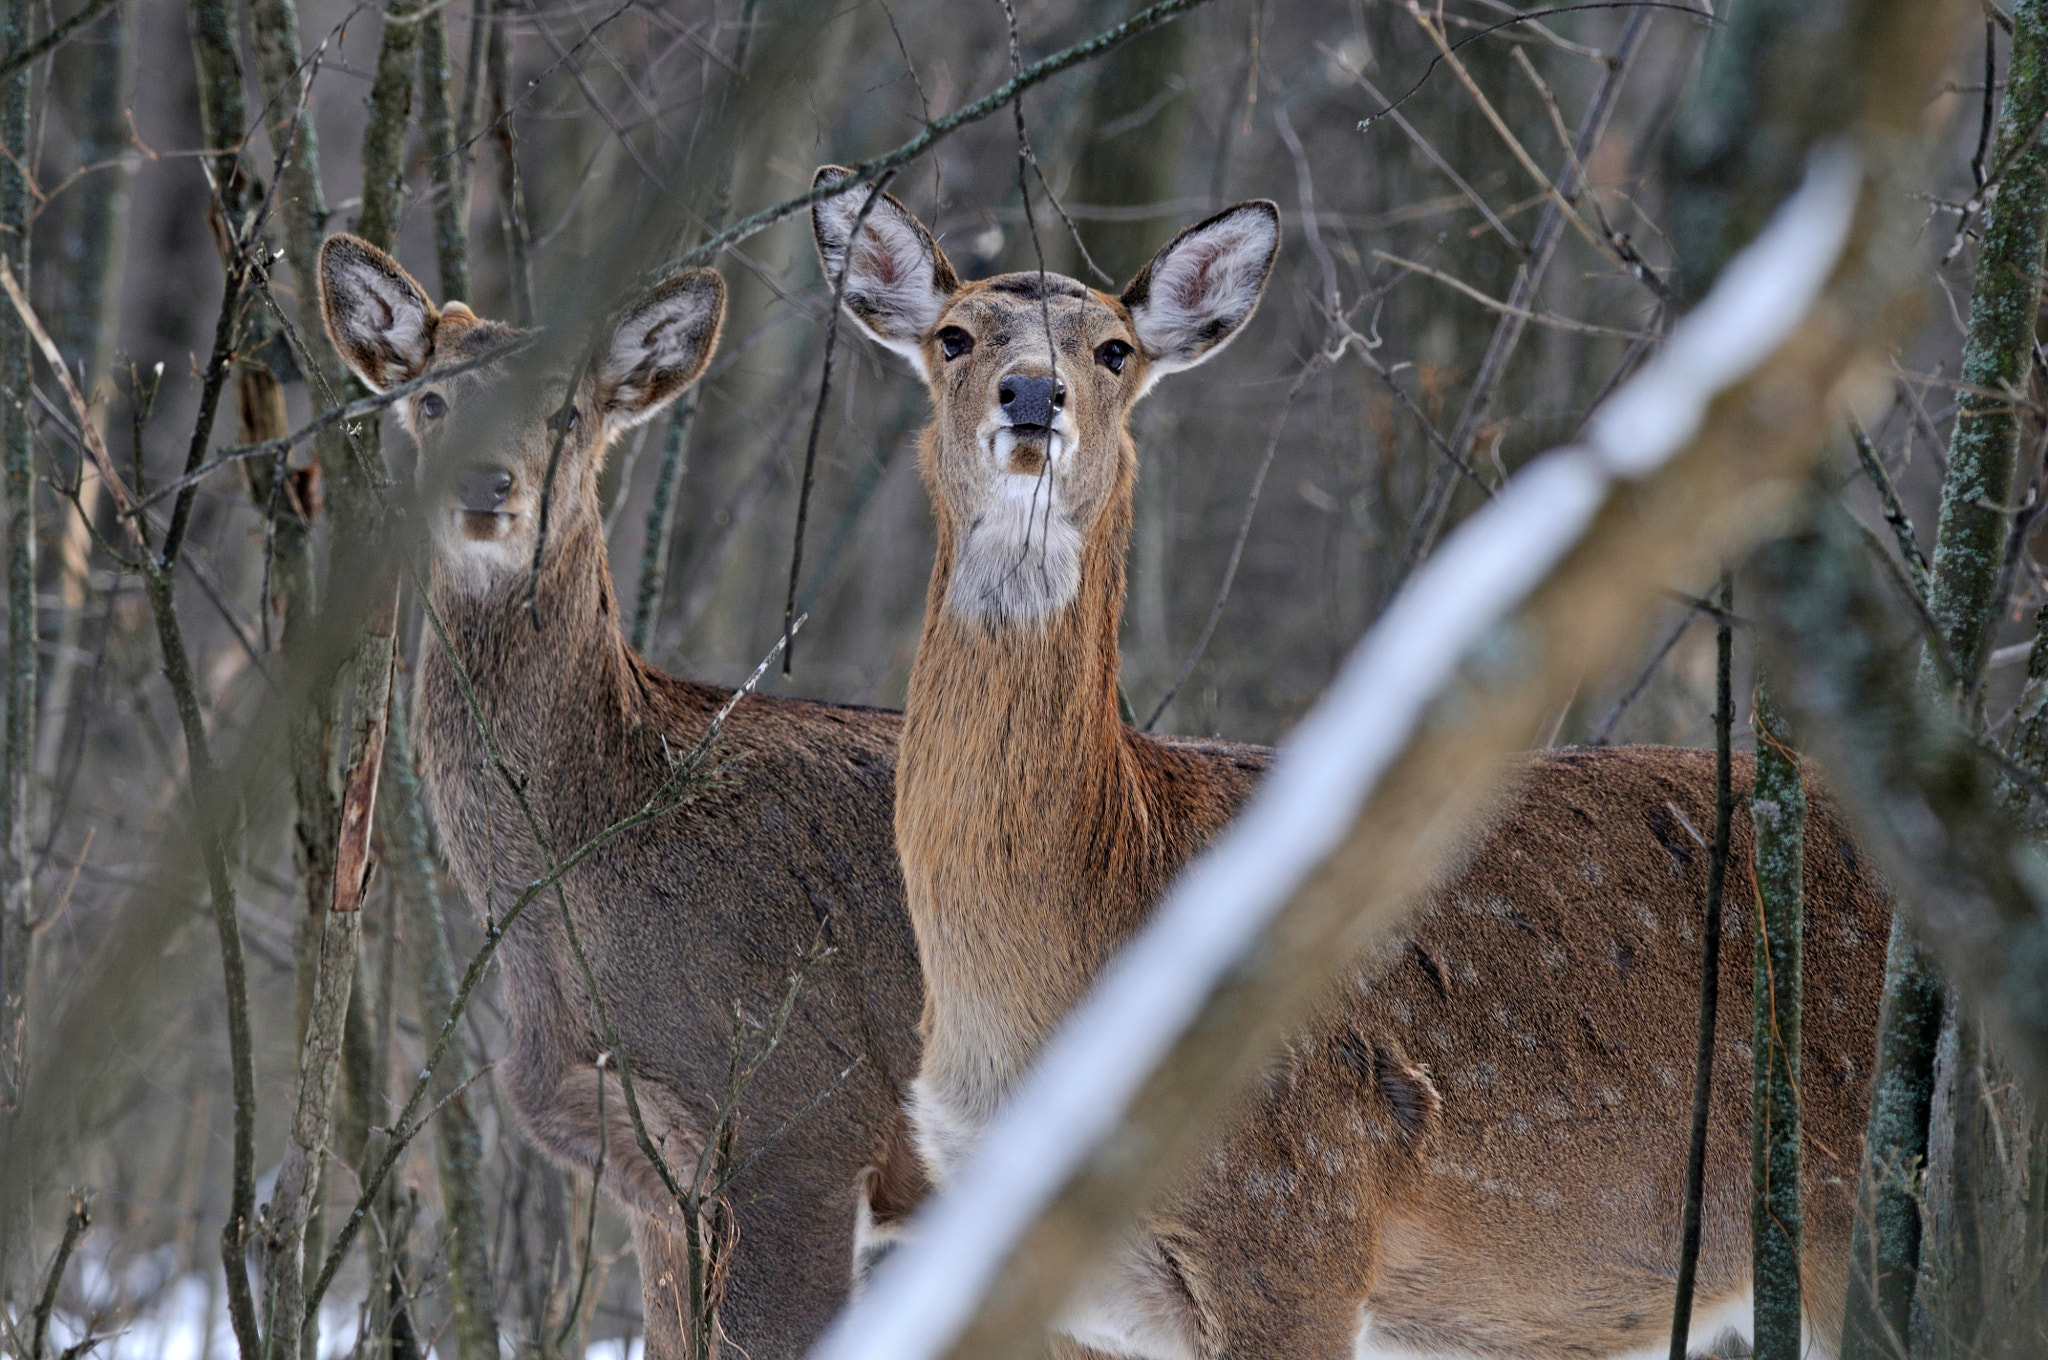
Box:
1325, 52, 1524, 254
126, 335, 537, 513
1374, 250, 1659, 339
1145, 355, 1321, 731
29, 1191, 90, 1360
1590, 610, 1694, 745
1389, 5, 1655, 596
1850, 413, 1932, 599
0, 0, 116, 86
783, 176, 894, 674
661, 0, 1225, 274
0, 259, 135, 521
1358, 2, 1707, 131
1666, 571, 1732, 1360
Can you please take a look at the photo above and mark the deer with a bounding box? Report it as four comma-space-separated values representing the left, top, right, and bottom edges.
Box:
317, 235, 932, 1358
811, 169, 1894, 1360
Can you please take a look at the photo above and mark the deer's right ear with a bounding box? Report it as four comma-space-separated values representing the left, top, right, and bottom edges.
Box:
319, 234, 439, 391
811, 166, 957, 379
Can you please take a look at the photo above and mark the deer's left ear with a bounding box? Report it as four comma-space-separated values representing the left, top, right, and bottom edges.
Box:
1121, 201, 1280, 385
596, 268, 726, 428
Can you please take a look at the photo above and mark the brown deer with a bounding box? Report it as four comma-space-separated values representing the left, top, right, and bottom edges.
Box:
317, 236, 929, 1358
812, 171, 1892, 1359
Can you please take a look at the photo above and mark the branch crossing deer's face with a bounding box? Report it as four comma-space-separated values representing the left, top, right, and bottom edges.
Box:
811, 170, 1279, 625
317, 234, 725, 594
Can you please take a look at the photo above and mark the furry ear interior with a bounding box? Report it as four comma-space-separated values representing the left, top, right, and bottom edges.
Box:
1120, 202, 1280, 383
319, 234, 439, 391
596, 269, 726, 428
811, 166, 958, 377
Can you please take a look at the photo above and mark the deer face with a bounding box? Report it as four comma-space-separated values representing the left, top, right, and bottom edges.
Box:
318, 234, 725, 593
812, 170, 1278, 625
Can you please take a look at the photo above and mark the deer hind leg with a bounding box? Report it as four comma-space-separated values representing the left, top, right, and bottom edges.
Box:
538, 1064, 715, 1359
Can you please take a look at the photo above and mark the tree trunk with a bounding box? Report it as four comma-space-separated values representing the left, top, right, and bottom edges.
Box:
1751, 680, 1804, 1360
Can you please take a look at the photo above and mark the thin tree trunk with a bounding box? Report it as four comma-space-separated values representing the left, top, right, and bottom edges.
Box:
418, 6, 469, 301
357, 0, 420, 251
0, 0, 33, 1132
1750, 679, 1803, 1360
38, 1, 132, 794
486, 0, 531, 325
1667, 573, 1732, 1360
1847, 8, 2048, 1353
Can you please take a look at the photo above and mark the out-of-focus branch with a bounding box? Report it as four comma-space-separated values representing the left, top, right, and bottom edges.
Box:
817, 0, 1959, 1329
0, 0, 112, 86
1842, 6, 2048, 1352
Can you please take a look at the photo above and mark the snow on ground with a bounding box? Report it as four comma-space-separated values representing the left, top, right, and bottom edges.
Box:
22, 1252, 642, 1359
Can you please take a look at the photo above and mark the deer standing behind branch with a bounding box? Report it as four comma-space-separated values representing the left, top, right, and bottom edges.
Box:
812, 170, 1893, 1359
317, 235, 929, 1358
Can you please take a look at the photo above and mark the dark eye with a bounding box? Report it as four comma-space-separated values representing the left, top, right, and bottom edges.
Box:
419, 392, 446, 419
937, 326, 974, 361
546, 406, 581, 435
1096, 339, 1133, 375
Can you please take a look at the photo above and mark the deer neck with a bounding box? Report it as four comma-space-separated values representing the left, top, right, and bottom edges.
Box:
898, 438, 1144, 1149
416, 510, 651, 812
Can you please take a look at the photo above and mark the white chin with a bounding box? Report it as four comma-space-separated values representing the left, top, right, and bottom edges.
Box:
947, 473, 1081, 627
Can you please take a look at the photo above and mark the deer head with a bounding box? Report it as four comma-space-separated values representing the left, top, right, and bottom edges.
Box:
318, 234, 725, 596
810, 169, 1278, 626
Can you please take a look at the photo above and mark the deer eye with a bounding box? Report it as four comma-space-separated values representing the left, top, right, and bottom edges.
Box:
419, 392, 447, 420
936, 326, 974, 361
1096, 339, 1133, 375
546, 406, 581, 435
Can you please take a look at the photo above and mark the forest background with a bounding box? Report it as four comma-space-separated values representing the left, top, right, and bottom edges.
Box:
0, 0, 2039, 1355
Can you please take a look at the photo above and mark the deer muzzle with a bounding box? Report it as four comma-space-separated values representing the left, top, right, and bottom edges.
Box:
997, 373, 1064, 431
454, 465, 515, 514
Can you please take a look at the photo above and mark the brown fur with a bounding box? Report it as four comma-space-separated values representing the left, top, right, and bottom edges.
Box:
319, 236, 925, 1358
822, 187, 1891, 1357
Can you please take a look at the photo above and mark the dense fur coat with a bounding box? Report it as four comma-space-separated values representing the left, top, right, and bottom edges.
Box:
320, 236, 923, 1358
812, 175, 1891, 1358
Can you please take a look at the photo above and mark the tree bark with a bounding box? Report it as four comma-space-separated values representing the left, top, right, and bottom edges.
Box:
1750, 680, 1803, 1360
0, 0, 33, 1133
1846, 8, 2048, 1353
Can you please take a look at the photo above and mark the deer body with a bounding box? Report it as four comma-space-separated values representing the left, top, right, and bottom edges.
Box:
319, 238, 924, 1358
813, 176, 1890, 1358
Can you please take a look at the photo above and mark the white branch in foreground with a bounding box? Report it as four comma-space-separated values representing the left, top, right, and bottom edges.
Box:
810, 145, 1863, 1360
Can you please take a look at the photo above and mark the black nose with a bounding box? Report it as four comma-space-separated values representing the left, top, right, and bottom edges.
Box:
998, 374, 1065, 429
455, 465, 514, 514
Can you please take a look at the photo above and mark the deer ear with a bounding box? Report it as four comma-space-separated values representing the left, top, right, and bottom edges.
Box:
1120, 201, 1280, 384
597, 269, 726, 429
319, 234, 439, 391
811, 165, 958, 378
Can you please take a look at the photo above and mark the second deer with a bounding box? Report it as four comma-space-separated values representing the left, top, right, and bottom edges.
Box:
813, 171, 1891, 1358
318, 236, 925, 1358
